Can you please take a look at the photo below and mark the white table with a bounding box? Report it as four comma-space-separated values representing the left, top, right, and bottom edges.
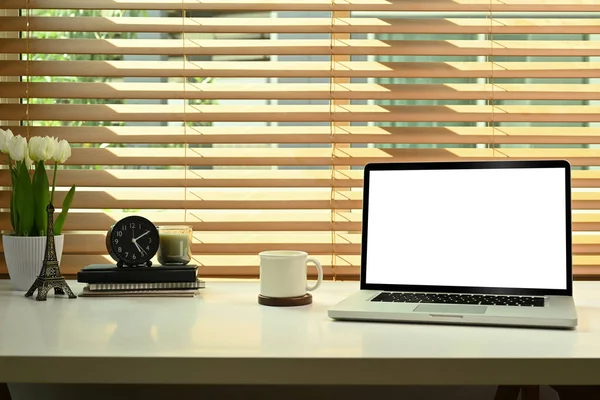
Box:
1, 280, 600, 386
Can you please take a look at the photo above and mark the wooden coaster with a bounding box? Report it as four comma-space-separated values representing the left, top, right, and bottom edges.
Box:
258, 293, 312, 307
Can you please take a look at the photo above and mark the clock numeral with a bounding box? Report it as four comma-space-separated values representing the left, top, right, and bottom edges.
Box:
117, 247, 122, 253
114, 239, 119, 244
125, 252, 129, 258
148, 238, 152, 243
130, 223, 136, 228
146, 246, 150, 251
121, 224, 127, 231
116, 231, 123, 237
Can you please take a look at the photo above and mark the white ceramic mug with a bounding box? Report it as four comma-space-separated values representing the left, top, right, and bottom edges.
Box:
259, 250, 323, 298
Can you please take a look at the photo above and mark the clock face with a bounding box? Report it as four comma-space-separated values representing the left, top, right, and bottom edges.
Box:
106, 216, 160, 267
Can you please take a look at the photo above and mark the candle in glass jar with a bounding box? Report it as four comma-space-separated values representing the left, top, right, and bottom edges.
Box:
157, 226, 192, 265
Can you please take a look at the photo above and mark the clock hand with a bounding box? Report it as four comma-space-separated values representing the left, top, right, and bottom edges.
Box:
134, 230, 151, 241
133, 240, 146, 256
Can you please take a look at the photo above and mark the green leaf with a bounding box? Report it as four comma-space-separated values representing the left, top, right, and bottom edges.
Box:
54, 184, 76, 235
14, 161, 35, 236
32, 161, 50, 236
10, 191, 17, 234
9, 165, 17, 232
10, 164, 17, 185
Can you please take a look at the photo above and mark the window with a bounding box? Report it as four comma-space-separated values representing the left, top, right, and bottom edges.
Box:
1, 0, 599, 279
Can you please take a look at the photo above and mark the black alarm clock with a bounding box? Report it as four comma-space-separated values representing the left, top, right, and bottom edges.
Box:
106, 216, 160, 267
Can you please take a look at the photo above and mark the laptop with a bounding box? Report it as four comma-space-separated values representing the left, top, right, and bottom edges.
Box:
328, 160, 578, 329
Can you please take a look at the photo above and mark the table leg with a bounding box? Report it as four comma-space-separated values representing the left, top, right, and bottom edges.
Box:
494, 386, 521, 400
520, 385, 540, 400
0, 383, 11, 400
494, 385, 539, 400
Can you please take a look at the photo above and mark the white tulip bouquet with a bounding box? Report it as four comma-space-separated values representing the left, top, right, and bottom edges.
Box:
0, 128, 76, 236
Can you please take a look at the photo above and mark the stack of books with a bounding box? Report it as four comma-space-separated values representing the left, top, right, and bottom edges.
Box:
77, 264, 204, 297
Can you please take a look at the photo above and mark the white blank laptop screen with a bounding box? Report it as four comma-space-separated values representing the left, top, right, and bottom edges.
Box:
364, 167, 567, 290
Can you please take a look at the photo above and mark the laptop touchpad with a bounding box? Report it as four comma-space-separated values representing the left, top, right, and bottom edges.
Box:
413, 304, 487, 314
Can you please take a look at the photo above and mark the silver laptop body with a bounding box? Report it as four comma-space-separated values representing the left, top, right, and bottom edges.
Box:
328, 160, 577, 329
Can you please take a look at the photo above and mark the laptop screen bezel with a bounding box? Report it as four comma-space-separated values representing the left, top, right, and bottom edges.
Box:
359, 160, 573, 297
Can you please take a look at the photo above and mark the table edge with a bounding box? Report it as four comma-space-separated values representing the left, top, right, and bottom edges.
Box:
1, 357, 599, 385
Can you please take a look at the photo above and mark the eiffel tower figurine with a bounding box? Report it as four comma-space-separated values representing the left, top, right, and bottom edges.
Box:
25, 203, 76, 301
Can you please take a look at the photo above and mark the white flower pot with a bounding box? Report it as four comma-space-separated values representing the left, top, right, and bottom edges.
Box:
2, 234, 64, 291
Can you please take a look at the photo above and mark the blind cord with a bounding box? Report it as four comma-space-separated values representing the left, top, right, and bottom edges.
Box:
25, 0, 31, 142
329, 2, 336, 280
182, 2, 189, 238
489, 1, 496, 157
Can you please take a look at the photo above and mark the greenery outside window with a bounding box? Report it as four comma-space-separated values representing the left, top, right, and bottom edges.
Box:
1, 1, 599, 279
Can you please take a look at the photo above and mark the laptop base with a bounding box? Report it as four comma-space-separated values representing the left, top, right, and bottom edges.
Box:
328, 290, 577, 329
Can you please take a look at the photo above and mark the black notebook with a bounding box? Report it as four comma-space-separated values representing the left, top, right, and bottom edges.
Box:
77, 264, 198, 284
87, 279, 205, 292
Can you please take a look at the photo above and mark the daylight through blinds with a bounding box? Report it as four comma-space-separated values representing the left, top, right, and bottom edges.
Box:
1, 0, 600, 278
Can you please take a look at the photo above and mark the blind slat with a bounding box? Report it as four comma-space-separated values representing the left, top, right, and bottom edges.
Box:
0, 169, 363, 188
0, 232, 362, 255
7, 82, 600, 101
9, 126, 600, 145
4, 17, 600, 35
5, 60, 600, 79
0, 211, 362, 232
4, 39, 600, 57
6, 230, 600, 255
0, 187, 598, 210
3, 168, 600, 189
12, 231, 600, 256
8, 147, 600, 168
4, 0, 600, 12
0, 190, 363, 210
0, 254, 357, 278
4, 104, 600, 123
5, 210, 600, 234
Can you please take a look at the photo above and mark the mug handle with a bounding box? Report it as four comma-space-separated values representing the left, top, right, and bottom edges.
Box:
305, 258, 323, 292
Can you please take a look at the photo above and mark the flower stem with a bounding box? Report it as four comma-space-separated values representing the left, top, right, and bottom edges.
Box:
7, 154, 13, 182
51, 161, 58, 205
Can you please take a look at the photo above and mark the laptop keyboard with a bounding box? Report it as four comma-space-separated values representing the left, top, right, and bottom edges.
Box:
371, 292, 545, 307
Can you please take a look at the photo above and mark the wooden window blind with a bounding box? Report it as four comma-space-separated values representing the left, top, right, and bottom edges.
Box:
1, 0, 600, 279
